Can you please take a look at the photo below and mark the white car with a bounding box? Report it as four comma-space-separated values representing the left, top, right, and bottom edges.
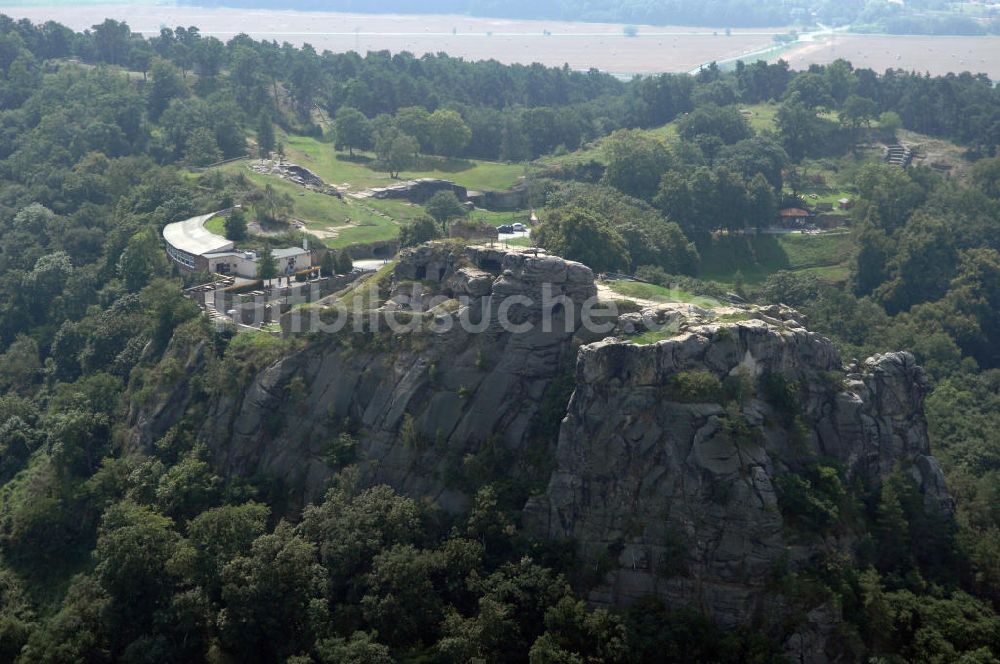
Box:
512, 223, 526, 232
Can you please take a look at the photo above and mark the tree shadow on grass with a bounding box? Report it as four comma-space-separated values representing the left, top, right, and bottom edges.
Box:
698, 233, 791, 284
336, 153, 374, 165
334, 153, 476, 176
414, 156, 476, 174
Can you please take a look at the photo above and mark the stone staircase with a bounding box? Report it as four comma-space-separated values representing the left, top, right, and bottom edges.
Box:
884, 144, 913, 167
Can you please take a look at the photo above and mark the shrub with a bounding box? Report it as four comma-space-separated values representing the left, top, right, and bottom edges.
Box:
722, 403, 765, 447
759, 371, 799, 424
775, 463, 847, 533
634, 265, 729, 300
663, 370, 723, 403
325, 432, 358, 467
722, 368, 753, 403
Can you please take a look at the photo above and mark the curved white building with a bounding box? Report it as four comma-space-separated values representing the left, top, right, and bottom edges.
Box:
163, 210, 310, 277
163, 211, 235, 271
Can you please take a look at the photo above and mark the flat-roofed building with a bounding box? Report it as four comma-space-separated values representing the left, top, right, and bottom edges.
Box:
163, 210, 312, 277
163, 211, 235, 272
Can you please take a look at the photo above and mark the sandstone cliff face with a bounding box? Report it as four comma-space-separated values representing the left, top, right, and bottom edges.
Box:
133, 244, 598, 511
129, 243, 950, 659
525, 310, 950, 638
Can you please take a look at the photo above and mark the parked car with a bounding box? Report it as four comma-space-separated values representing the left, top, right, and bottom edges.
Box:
512, 223, 526, 232
497, 224, 514, 234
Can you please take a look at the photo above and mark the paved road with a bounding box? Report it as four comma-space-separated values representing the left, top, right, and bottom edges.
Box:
353, 259, 390, 272
350, 231, 531, 272
687, 22, 846, 74
497, 230, 532, 243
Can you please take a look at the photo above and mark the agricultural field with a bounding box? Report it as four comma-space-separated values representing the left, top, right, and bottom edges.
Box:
0, 4, 787, 75
781, 34, 1000, 79
2, 5, 998, 77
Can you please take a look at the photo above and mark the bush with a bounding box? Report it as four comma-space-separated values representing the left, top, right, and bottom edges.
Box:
320, 252, 335, 277
542, 159, 605, 184
722, 369, 753, 403
663, 370, 723, 403
759, 371, 799, 423
325, 433, 357, 467
775, 463, 847, 533
758, 270, 821, 308
224, 209, 247, 241
399, 215, 442, 248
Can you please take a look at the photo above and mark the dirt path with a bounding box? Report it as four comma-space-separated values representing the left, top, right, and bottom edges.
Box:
596, 283, 743, 317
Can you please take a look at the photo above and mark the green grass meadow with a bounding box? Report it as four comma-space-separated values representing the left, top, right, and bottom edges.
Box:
697, 231, 854, 285
282, 134, 525, 192
608, 280, 721, 307
205, 117, 867, 276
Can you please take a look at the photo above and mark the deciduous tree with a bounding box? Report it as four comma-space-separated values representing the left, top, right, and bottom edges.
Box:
534, 206, 629, 272
334, 106, 371, 157
424, 190, 467, 231
374, 128, 418, 178
428, 108, 472, 157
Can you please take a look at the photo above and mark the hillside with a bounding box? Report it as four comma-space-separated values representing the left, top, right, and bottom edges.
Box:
130, 242, 956, 660
1, 14, 1000, 664
535, 101, 972, 287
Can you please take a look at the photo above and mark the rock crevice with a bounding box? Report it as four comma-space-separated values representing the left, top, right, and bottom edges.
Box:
128, 243, 950, 659
526, 319, 949, 637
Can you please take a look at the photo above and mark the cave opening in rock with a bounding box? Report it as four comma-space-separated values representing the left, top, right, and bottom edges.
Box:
477, 258, 502, 273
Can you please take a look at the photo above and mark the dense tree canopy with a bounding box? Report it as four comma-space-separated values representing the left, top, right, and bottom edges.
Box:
534, 206, 629, 272
0, 13, 998, 664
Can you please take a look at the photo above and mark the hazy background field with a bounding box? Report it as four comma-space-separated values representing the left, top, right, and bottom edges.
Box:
782, 33, 1000, 78
0, 3, 997, 77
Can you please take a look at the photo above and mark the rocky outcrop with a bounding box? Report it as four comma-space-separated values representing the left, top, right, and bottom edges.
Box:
368, 178, 468, 204
525, 311, 949, 655
249, 161, 342, 197
133, 243, 598, 512
129, 243, 951, 661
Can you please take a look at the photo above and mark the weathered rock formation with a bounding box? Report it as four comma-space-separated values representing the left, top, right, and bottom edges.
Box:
249, 161, 342, 197
129, 243, 950, 661
368, 178, 468, 204
523, 310, 949, 661
133, 243, 599, 511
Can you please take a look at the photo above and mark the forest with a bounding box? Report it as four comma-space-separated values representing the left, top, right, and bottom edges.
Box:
0, 11, 999, 663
